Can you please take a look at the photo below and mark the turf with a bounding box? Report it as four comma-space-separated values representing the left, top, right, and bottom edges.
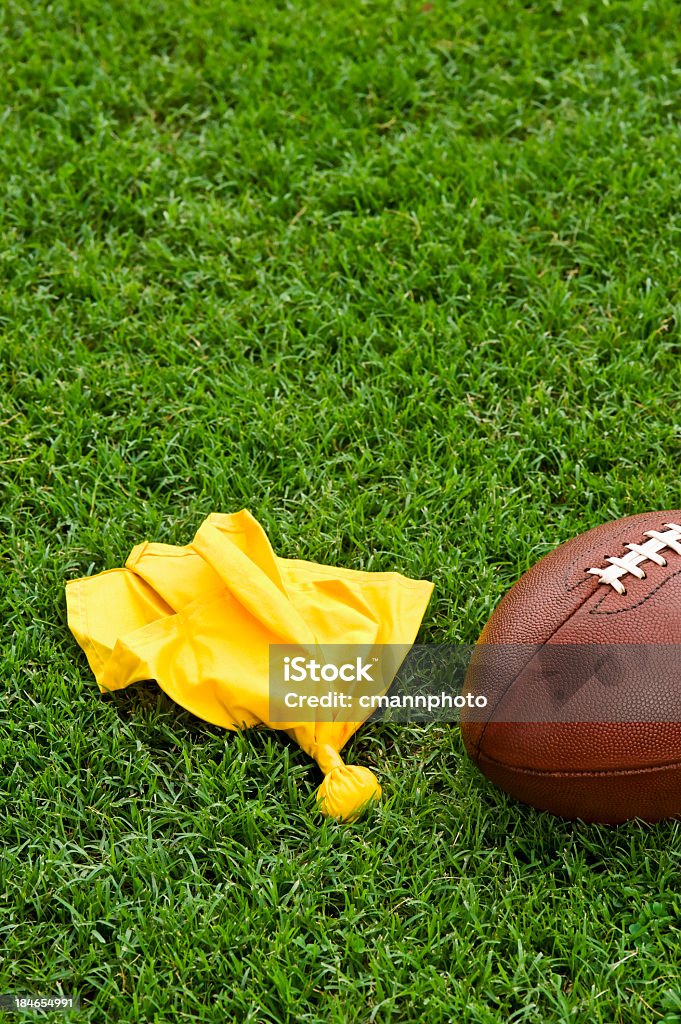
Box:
2, 0, 681, 1020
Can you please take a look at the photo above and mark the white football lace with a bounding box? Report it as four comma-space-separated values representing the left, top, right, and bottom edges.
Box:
587, 522, 681, 595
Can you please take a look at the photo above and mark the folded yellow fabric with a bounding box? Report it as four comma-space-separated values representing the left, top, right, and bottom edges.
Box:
66, 510, 433, 821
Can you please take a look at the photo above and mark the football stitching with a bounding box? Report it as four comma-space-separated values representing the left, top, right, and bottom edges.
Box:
589, 566, 681, 615
562, 514, 676, 588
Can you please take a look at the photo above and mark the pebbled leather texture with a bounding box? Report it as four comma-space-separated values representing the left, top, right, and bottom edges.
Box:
460, 510, 681, 823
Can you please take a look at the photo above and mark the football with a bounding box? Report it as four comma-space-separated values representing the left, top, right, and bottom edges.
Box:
460, 510, 681, 823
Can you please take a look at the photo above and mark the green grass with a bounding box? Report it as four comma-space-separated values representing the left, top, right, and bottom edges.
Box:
2, 0, 681, 1019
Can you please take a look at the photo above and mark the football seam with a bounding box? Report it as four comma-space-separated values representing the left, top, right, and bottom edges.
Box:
561, 512, 677, 588
557, 520, 655, 585
473, 581, 600, 760
589, 566, 681, 615
478, 751, 681, 778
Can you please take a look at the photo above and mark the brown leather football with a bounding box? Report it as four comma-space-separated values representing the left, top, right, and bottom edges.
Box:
460, 510, 681, 823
